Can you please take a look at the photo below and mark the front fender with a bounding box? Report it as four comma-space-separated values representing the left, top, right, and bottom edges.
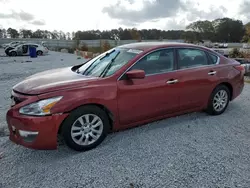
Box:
38, 84, 119, 127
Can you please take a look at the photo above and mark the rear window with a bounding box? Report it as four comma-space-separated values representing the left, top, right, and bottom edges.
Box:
208, 53, 219, 64
177, 48, 208, 69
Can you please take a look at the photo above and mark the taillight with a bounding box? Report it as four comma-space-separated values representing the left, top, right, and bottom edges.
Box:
234, 65, 245, 74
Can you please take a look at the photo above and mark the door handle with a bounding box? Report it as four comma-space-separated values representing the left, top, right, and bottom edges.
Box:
166, 79, 178, 84
208, 71, 216, 75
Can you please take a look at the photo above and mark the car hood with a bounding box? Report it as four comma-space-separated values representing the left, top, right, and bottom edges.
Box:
6, 46, 14, 50
13, 67, 98, 95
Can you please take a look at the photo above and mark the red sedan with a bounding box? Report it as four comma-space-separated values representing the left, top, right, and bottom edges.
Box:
6, 42, 245, 151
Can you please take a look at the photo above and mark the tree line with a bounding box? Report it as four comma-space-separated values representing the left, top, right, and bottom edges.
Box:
0, 17, 250, 43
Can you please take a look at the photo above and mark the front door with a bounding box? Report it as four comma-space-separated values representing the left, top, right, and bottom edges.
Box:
117, 48, 180, 125
22, 45, 29, 55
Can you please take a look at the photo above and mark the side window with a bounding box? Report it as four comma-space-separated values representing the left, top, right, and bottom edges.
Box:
29, 45, 38, 48
208, 53, 219, 64
177, 48, 208, 69
130, 49, 174, 75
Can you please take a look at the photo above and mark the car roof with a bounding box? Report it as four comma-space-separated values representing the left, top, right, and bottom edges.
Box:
14, 43, 40, 47
22, 43, 40, 46
118, 42, 210, 51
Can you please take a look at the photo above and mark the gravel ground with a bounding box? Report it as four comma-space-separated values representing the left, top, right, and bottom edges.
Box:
1, 49, 250, 188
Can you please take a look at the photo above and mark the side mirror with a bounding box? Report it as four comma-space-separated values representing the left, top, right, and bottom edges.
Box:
126, 69, 145, 79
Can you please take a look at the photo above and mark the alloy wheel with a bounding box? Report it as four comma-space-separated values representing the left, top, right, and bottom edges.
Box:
213, 90, 228, 112
71, 114, 104, 146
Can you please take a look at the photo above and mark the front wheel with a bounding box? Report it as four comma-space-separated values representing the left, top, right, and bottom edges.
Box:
61, 105, 110, 151
10, 51, 17, 56
206, 85, 230, 115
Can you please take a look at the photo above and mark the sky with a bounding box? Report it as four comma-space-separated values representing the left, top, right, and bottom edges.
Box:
0, 0, 250, 32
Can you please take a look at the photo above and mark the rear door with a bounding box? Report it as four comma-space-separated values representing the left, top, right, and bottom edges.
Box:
175, 48, 221, 110
117, 48, 180, 125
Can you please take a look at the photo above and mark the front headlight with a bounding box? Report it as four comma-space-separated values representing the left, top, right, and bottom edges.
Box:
19, 96, 63, 116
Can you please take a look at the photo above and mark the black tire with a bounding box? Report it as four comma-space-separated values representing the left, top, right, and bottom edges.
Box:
5, 50, 10, 56
206, 85, 230, 115
10, 51, 17, 56
61, 105, 110, 151
5, 47, 12, 55
37, 51, 43, 56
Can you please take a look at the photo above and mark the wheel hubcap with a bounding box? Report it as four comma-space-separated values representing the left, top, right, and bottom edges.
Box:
71, 114, 103, 146
213, 90, 228, 112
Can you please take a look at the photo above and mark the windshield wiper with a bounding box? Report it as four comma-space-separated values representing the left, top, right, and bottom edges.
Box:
75, 60, 90, 73
80, 49, 116, 75
100, 51, 120, 77
99, 49, 116, 61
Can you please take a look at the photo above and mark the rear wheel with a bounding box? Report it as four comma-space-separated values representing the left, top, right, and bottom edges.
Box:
61, 105, 110, 151
206, 85, 230, 115
36, 51, 43, 56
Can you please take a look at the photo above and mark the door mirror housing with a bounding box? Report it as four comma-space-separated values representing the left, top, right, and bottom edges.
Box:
126, 69, 145, 79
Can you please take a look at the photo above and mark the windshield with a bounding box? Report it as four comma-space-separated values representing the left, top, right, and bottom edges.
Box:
15, 44, 22, 49
76, 48, 143, 77
13, 44, 20, 47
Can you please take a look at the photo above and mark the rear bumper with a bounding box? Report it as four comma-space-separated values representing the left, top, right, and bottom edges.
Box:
43, 50, 49, 54
231, 79, 244, 100
6, 109, 68, 150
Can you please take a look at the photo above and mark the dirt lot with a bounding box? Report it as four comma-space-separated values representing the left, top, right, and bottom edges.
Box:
0, 49, 250, 188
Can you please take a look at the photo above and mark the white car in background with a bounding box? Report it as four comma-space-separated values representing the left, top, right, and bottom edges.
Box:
243, 43, 250, 49
2, 41, 24, 49
7, 43, 49, 56
219, 43, 228, 48
213, 43, 219, 48
213, 43, 228, 48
